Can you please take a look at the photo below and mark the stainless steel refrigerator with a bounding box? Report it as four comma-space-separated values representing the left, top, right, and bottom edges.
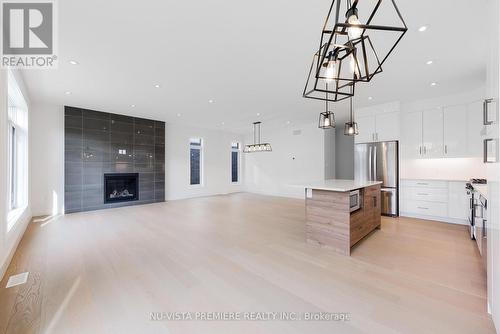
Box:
354, 141, 399, 216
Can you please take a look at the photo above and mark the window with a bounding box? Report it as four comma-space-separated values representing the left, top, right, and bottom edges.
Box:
190, 138, 202, 185
231, 142, 240, 183
7, 71, 29, 230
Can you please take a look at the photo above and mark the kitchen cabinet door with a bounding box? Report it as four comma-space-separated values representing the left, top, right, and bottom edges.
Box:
401, 111, 423, 159
448, 181, 468, 220
355, 115, 376, 144
375, 112, 400, 142
467, 101, 486, 157
443, 105, 467, 158
423, 109, 444, 158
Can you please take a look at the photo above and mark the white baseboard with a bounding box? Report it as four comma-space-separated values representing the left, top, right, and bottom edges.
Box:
400, 212, 468, 226
0, 212, 32, 281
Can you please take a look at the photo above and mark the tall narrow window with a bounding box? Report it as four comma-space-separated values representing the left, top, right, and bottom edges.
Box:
190, 138, 202, 185
9, 125, 17, 209
7, 70, 29, 230
231, 142, 240, 183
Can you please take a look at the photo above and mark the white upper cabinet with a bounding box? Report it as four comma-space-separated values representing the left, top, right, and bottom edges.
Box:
443, 105, 467, 158
375, 112, 400, 142
355, 112, 400, 144
422, 109, 444, 159
401, 111, 423, 159
466, 101, 485, 157
355, 115, 376, 144
401, 101, 484, 160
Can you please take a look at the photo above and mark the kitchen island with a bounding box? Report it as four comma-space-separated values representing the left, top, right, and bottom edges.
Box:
304, 180, 382, 256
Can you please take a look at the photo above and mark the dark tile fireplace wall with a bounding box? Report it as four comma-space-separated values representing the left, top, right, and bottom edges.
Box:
64, 106, 165, 213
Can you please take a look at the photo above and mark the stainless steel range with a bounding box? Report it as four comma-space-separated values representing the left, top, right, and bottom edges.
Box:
465, 178, 487, 241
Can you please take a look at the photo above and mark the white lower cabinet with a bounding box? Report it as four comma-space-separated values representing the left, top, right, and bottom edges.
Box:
401, 179, 468, 224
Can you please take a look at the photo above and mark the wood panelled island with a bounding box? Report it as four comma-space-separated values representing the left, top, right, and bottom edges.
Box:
304, 180, 382, 256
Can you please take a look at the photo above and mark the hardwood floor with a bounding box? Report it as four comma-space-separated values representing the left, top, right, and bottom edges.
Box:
0, 193, 495, 333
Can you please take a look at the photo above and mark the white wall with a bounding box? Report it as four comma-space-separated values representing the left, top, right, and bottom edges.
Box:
0, 70, 32, 279
30, 104, 64, 216
165, 124, 245, 200
244, 121, 324, 198
485, 0, 500, 326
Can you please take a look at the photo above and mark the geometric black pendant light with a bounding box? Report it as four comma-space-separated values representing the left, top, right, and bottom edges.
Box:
303, 0, 407, 102
303, 42, 357, 103
320, 0, 408, 82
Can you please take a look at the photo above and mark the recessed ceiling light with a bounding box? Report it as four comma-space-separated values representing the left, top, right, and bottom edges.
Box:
221, 122, 225, 125
65, 91, 72, 95
431, 82, 437, 86
154, 84, 161, 88
286, 121, 291, 124
208, 99, 215, 104
69, 60, 78, 65
256, 113, 261, 116
426, 60, 433, 65
130, 104, 136, 108
176, 113, 181, 117
368, 96, 373, 100
418, 26, 427, 32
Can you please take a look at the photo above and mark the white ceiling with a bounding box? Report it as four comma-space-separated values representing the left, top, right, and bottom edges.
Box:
21, 0, 487, 133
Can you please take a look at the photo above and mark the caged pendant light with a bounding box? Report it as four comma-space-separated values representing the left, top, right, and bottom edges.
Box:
244, 122, 272, 153
344, 95, 359, 136
319, 89, 336, 129
320, 0, 407, 83
304, 0, 407, 102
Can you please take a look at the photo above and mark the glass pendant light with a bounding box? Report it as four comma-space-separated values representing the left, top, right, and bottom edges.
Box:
346, 5, 363, 40
319, 90, 336, 129
244, 122, 272, 153
344, 95, 359, 136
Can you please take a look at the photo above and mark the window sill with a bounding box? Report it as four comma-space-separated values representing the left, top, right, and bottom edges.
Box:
7, 206, 28, 232
188, 184, 204, 189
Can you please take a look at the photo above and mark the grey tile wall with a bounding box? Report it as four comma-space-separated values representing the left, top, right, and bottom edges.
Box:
64, 106, 165, 213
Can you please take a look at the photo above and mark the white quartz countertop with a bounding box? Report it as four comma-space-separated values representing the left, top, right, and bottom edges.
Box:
303, 179, 383, 192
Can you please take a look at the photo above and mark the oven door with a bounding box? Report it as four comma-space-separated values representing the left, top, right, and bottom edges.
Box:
467, 191, 475, 240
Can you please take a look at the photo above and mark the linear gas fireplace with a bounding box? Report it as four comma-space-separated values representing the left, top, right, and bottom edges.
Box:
104, 173, 139, 204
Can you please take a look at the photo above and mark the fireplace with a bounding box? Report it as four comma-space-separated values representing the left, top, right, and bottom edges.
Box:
104, 173, 139, 204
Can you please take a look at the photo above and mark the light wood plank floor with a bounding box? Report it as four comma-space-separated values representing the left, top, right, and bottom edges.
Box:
0, 193, 496, 334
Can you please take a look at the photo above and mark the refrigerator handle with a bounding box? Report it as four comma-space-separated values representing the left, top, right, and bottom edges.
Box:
373, 145, 377, 181
368, 146, 373, 180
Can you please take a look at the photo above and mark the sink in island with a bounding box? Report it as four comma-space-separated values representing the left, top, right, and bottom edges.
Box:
304, 180, 382, 256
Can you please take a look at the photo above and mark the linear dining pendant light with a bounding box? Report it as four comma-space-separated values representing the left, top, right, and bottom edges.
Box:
244, 122, 272, 153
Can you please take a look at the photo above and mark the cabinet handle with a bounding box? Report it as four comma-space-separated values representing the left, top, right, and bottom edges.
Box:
444, 145, 448, 154
417, 207, 429, 210
417, 182, 428, 185
484, 138, 498, 163
424, 146, 427, 154
419, 146, 422, 155
417, 193, 429, 196
484, 99, 494, 125
373, 196, 377, 208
